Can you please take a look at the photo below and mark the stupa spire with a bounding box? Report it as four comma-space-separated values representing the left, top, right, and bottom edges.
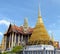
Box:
23, 18, 28, 28
38, 4, 41, 17
28, 5, 52, 45
36, 5, 43, 26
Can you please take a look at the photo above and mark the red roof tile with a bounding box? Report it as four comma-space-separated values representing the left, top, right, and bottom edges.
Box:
5, 24, 33, 35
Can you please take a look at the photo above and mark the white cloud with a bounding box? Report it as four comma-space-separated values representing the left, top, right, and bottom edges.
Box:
0, 32, 3, 36
0, 20, 10, 27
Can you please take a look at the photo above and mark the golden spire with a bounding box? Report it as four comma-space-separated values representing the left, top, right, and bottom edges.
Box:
38, 4, 41, 17
23, 18, 28, 28
28, 5, 51, 45
36, 5, 43, 26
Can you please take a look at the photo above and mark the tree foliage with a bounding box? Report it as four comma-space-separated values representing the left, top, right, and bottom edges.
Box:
12, 45, 23, 53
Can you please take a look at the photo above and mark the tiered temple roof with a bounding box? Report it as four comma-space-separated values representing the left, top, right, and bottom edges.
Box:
4, 19, 33, 35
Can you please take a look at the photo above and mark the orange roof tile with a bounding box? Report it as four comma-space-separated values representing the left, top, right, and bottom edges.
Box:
5, 24, 33, 35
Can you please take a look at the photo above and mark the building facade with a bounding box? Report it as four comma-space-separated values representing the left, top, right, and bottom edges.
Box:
2, 18, 33, 50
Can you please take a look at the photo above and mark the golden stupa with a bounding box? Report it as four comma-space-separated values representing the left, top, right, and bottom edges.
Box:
28, 6, 53, 45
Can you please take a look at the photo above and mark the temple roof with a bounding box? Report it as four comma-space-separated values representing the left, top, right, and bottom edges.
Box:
4, 18, 33, 35
4, 24, 33, 35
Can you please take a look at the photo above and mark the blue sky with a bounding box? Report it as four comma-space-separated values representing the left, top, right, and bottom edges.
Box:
0, 0, 60, 44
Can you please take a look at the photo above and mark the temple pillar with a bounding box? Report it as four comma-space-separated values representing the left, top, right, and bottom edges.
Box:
4, 35, 7, 50
18, 34, 20, 46
9, 34, 11, 48
11, 32, 14, 48
14, 33, 16, 46
8, 34, 10, 48
9, 41, 10, 48
21, 34, 23, 42
21, 34, 23, 45
19, 35, 21, 45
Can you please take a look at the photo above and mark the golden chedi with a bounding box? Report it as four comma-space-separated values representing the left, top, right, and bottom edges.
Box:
28, 7, 53, 45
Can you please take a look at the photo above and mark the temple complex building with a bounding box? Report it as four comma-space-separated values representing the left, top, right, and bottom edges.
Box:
3, 18, 33, 50
1, 6, 59, 51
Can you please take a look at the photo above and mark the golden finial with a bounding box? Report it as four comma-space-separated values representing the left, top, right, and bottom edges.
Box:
38, 3, 41, 17
36, 4, 43, 26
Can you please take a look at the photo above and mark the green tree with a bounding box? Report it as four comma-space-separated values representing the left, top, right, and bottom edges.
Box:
2, 52, 7, 54
0, 52, 2, 54
12, 45, 23, 53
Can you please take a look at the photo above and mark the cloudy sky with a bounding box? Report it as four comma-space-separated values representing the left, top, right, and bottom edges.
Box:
0, 0, 60, 44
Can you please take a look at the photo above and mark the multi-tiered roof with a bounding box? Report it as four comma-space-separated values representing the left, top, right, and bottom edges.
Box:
4, 18, 33, 35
